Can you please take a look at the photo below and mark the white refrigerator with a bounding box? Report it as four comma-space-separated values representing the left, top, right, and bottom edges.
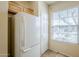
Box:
14, 13, 40, 57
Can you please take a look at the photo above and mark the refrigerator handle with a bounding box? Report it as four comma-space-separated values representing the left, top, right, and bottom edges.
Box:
20, 48, 31, 53
20, 19, 25, 50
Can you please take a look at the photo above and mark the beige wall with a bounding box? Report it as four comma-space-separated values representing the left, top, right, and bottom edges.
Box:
49, 1, 79, 57
38, 2, 48, 55
0, 2, 8, 56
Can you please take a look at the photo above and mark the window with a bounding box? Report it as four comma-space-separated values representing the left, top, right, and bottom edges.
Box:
51, 7, 79, 44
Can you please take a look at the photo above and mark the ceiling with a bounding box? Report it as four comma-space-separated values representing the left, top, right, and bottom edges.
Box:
44, 1, 56, 5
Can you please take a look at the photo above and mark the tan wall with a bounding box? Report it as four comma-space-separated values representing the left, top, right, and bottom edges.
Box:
38, 2, 48, 55
0, 2, 8, 56
49, 1, 79, 57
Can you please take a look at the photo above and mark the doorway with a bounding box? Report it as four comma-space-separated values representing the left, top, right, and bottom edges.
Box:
8, 12, 16, 57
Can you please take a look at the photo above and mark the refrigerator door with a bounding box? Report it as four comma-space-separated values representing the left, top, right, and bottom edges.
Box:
30, 17, 40, 47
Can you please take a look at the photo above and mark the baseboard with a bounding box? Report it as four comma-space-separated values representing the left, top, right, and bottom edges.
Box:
48, 48, 70, 57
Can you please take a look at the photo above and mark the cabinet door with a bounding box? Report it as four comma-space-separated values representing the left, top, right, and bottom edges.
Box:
9, 2, 35, 15
23, 8, 34, 15
9, 2, 23, 13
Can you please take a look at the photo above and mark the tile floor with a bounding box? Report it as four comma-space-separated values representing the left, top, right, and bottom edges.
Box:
41, 49, 68, 57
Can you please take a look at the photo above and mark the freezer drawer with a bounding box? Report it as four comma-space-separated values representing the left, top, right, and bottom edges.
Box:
21, 49, 31, 57
30, 44, 40, 57
21, 44, 40, 57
